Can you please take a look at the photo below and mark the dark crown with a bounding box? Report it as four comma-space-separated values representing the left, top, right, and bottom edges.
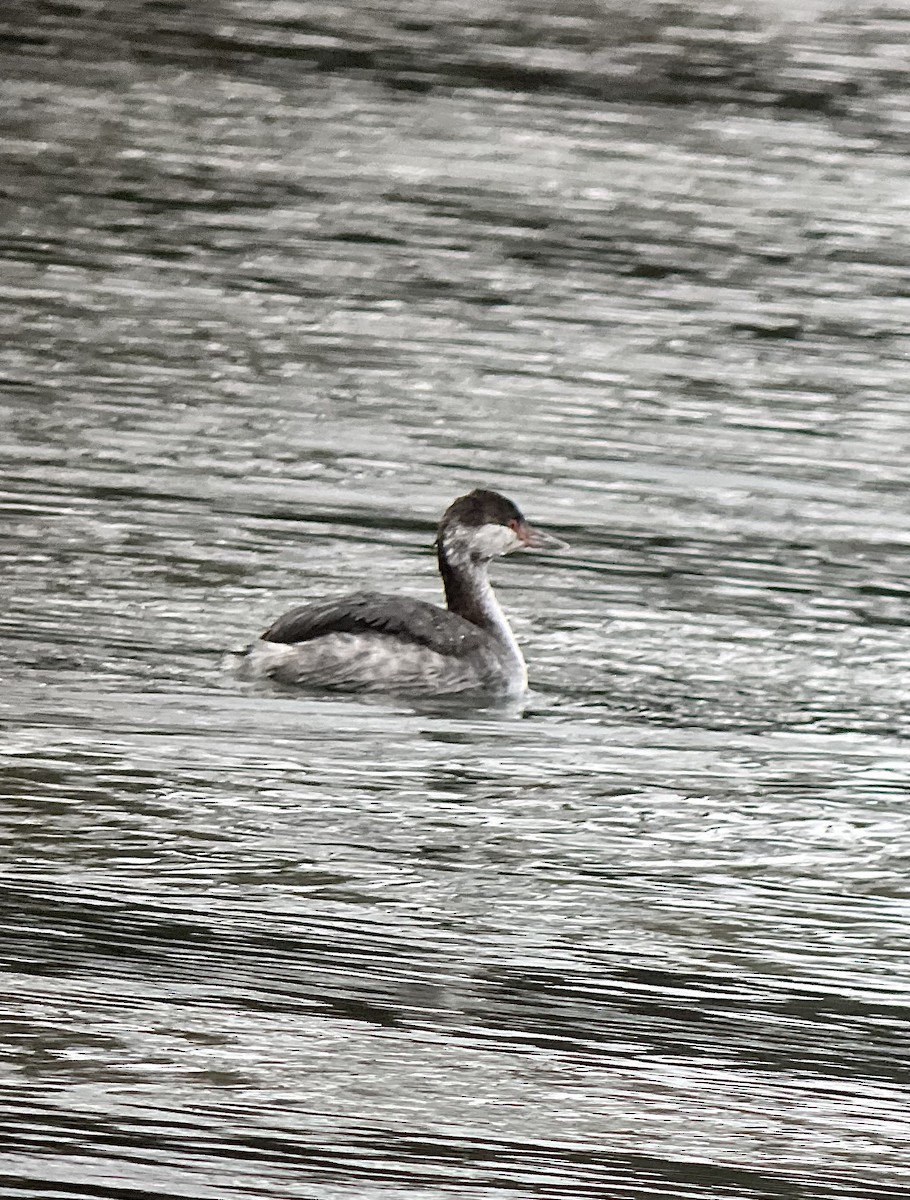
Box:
439, 489, 524, 531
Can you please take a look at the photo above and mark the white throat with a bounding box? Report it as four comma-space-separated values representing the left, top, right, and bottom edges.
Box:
437, 524, 527, 688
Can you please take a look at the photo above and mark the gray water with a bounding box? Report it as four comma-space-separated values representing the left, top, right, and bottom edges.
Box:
2, 2, 910, 1197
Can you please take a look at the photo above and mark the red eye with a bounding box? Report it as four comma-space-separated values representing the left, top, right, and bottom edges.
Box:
509, 519, 532, 545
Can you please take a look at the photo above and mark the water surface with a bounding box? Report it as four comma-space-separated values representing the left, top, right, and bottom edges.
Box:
1, 3, 910, 1197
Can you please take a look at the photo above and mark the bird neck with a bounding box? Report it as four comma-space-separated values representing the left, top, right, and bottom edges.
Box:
437, 541, 519, 652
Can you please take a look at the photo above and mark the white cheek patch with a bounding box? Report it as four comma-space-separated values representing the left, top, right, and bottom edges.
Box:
442, 522, 521, 563
473, 523, 522, 558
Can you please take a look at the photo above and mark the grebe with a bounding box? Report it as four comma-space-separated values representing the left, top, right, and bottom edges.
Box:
240, 489, 565, 696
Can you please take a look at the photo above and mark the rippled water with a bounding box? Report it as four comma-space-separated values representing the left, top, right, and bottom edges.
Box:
2, 2, 910, 1197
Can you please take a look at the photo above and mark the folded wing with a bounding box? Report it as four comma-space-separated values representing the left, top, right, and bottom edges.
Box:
260, 591, 486, 658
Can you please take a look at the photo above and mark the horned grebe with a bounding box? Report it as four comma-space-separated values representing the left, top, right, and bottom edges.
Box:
239, 489, 566, 696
